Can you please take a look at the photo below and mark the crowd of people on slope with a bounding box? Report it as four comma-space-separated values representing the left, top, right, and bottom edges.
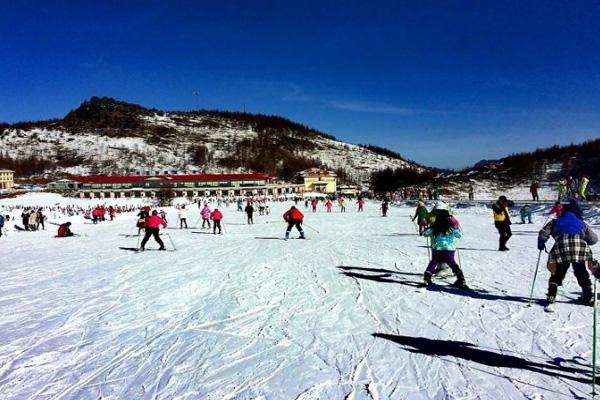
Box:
5, 190, 600, 311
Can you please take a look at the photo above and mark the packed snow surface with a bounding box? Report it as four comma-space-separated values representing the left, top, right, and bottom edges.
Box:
1, 194, 600, 399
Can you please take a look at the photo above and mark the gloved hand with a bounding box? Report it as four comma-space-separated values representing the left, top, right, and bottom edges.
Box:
537, 240, 546, 251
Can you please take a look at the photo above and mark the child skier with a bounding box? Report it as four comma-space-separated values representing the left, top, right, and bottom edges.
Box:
325, 200, 333, 213
423, 209, 467, 288
178, 205, 188, 229
412, 201, 429, 236
283, 206, 305, 240
519, 204, 533, 224
381, 200, 389, 217
211, 208, 223, 234
538, 204, 598, 307
201, 204, 212, 229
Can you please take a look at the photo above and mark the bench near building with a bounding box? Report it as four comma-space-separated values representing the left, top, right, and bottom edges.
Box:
48, 173, 304, 199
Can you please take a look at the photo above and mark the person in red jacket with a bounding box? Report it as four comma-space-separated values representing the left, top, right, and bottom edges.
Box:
283, 206, 305, 240
56, 222, 74, 238
211, 208, 223, 234
140, 210, 167, 251
549, 201, 564, 218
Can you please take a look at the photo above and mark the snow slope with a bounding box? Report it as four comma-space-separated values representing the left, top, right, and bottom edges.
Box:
0, 112, 419, 184
0, 195, 599, 399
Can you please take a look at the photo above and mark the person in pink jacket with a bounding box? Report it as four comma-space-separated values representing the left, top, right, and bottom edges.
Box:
325, 200, 333, 213
357, 198, 365, 212
140, 210, 167, 251
201, 204, 212, 229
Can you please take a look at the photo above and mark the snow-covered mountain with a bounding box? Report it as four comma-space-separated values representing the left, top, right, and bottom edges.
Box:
0, 97, 426, 185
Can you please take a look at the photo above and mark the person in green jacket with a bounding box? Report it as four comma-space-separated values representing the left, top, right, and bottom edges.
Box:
412, 201, 429, 236
579, 176, 590, 200
558, 178, 567, 201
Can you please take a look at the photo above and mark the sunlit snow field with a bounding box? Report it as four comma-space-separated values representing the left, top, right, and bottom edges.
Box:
1, 194, 599, 399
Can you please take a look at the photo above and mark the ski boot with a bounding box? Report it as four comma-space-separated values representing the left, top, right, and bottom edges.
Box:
423, 271, 433, 286
579, 292, 594, 306
544, 295, 556, 312
285, 231, 290, 241
299, 232, 306, 239
451, 271, 468, 289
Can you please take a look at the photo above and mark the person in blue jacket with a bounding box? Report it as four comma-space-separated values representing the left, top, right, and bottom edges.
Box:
520, 204, 533, 224
0, 213, 4, 238
538, 203, 598, 306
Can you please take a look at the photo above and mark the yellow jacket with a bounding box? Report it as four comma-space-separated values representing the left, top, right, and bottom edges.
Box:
492, 202, 510, 222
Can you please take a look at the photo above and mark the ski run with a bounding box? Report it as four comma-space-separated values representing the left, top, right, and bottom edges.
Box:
1, 192, 600, 399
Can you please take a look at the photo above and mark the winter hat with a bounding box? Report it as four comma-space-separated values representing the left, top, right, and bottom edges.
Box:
434, 201, 449, 211
152, 210, 158, 215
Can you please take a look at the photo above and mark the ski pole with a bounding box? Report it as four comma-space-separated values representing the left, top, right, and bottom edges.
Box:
527, 250, 543, 306
166, 232, 177, 251
302, 222, 320, 234
593, 278, 598, 396
426, 236, 431, 261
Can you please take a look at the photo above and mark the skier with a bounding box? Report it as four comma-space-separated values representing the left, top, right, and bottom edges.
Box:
36, 209, 45, 230
311, 198, 318, 213
21, 210, 30, 231
178, 205, 188, 229
283, 206, 305, 240
159, 209, 167, 223
549, 201, 564, 218
325, 199, 333, 213
211, 208, 223, 234
140, 210, 167, 251
357, 198, 365, 212
538, 203, 598, 307
0, 213, 4, 238
28, 210, 38, 231
530, 181, 539, 201
423, 208, 467, 288
520, 204, 533, 224
412, 201, 429, 236
492, 195, 512, 251
381, 199, 389, 217
558, 178, 567, 201
201, 204, 212, 229
579, 176, 590, 200
237, 198, 243, 212
56, 222, 74, 238
136, 207, 149, 235
245, 202, 254, 224
468, 185, 474, 200
339, 197, 347, 213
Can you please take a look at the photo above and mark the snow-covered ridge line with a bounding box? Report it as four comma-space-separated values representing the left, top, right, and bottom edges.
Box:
1, 110, 424, 183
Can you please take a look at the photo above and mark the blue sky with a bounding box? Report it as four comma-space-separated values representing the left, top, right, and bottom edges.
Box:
1, 1, 600, 169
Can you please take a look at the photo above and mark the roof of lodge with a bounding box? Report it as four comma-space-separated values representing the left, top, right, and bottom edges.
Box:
0, 169, 14, 172
70, 173, 274, 184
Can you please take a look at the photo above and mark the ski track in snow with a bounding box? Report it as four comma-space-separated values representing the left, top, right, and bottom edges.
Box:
0, 197, 599, 399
